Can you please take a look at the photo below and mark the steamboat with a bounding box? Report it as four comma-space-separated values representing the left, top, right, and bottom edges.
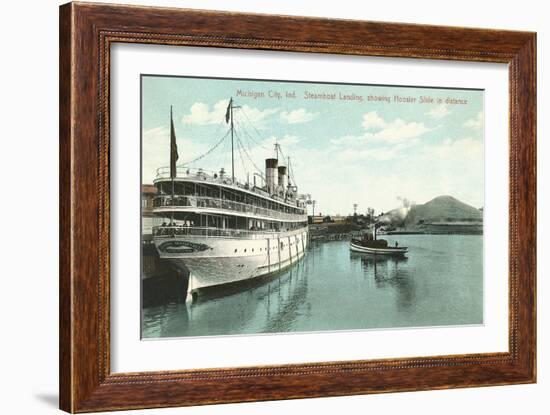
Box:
350, 225, 408, 256
151, 99, 310, 300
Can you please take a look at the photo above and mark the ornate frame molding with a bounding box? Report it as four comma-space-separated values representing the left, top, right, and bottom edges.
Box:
60, 2, 536, 412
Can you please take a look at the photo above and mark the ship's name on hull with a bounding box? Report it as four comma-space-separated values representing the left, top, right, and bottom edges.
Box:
157, 240, 210, 253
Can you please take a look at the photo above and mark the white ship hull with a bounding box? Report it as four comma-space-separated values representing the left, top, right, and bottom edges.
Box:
154, 228, 308, 297
350, 241, 408, 255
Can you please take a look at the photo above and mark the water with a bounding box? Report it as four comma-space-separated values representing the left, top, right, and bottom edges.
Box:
142, 234, 483, 338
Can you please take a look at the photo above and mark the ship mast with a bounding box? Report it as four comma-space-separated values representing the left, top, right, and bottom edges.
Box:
169, 105, 178, 225
227, 98, 241, 183
230, 100, 234, 182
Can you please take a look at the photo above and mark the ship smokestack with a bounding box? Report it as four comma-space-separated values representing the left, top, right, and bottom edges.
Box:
265, 158, 278, 195
278, 166, 288, 196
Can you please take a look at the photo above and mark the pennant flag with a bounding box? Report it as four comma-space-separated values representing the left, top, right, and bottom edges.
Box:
170, 106, 178, 179
225, 98, 232, 124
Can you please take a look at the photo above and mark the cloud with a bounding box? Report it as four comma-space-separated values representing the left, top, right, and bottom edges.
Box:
141, 126, 172, 183
464, 111, 484, 129
330, 134, 360, 146
331, 137, 418, 162
365, 119, 430, 143
182, 100, 228, 125
280, 108, 318, 124
276, 134, 301, 147
335, 140, 420, 162
244, 135, 302, 164
182, 99, 278, 128
425, 103, 451, 119
423, 137, 483, 160
359, 111, 431, 144
331, 112, 430, 146
361, 111, 386, 130
144, 126, 167, 140
328, 112, 431, 162
240, 106, 279, 128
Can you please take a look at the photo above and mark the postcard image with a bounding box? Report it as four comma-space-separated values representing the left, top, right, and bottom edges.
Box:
140, 75, 484, 339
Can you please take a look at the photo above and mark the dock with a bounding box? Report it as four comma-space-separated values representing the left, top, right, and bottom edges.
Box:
142, 240, 189, 307
309, 223, 361, 242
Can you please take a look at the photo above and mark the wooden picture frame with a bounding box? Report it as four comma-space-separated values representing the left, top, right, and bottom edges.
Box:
59, 2, 536, 412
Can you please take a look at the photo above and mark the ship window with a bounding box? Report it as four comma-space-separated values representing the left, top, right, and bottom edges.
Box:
252, 248, 254, 252
244, 249, 247, 252
234, 249, 237, 253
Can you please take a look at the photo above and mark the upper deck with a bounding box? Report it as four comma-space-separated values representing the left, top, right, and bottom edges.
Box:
153, 167, 308, 223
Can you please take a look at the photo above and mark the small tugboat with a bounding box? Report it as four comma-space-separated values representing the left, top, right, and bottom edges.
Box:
350, 225, 408, 256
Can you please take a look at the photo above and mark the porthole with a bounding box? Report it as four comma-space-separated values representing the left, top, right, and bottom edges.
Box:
234, 249, 237, 253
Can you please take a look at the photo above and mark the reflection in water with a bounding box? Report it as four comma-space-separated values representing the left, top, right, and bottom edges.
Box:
262, 265, 309, 333
142, 235, 484, 338
349, 253, 415, 311
142, 261, 309, 338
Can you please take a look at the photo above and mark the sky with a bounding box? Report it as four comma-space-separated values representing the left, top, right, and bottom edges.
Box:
142, 75, 484, 216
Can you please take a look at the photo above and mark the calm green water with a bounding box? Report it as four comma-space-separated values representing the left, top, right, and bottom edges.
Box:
142, 235, 483, 338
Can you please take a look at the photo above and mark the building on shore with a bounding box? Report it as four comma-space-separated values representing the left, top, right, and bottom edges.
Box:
142, 184, 157, 216
331, 215, 349, 224
142, 184, 159, 238
309, 214, 351, 224
422, 220, 483, 235
309, 214, 325, 224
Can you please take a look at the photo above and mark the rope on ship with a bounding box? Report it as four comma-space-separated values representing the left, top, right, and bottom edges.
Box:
171, 99, 295, 187
234, 131, 249, 178
275, 145, 298, 188
178, 129, 231, 167
239, 107, 271, 151
233, 127, 265, 177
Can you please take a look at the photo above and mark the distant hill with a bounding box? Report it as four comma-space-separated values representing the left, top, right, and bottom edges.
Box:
405, 196, 482, 226
379, 195, 482, 228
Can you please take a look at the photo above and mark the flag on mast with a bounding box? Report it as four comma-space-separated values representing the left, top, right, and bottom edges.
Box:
225, 98, 232, 124
170, 106, 178, 179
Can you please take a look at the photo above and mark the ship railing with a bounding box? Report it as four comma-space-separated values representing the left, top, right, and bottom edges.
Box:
154, 167, 307, 209
152, 226, 298, 239
156, 166, 218, 180
155, 167, 250, 189
152, 195, 307, 221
